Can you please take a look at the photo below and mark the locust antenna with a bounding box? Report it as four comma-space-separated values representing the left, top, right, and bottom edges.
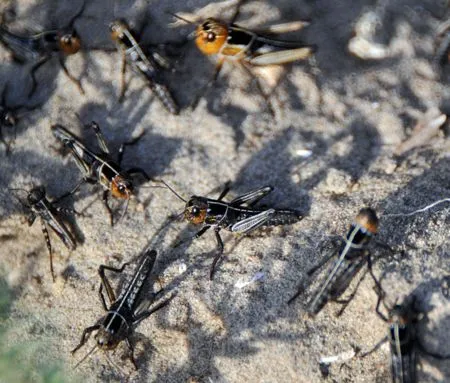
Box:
383, 198, 450, 218
156, 179, 186, 202
73, 344, 99, 370
167, 12, 196, 25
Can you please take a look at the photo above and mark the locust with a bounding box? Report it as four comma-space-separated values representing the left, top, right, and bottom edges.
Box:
164, 181, 302, 279
360, 289, 450, 383
72, 249, 174, 370
109, 19, 179, 114
51, 122, 150, 225
172, 0, 315, 109
0, 1, 85, 97
11, 186, 76, 281
288, 208, 383, 317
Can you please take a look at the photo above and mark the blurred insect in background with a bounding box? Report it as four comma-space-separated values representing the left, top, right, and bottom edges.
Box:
288, 208, 383, 317
52, 122, 150, 226
360, 289, 450, 383
0, 0, 85, 97
109, 19, 179, 114
435, 20, 450, 71
164, 181, 303, 279
171, 0, 316, 111
72, 249, 175, 370
10, 186, 76, 281
0, 82, 46, 153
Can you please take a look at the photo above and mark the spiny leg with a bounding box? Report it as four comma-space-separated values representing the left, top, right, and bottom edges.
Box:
71, 324, 101, 354
119, 50, 127, 102
335, 269, 368, 317
359, 336, 388, 358
374, 287, 389, 322
217, 182, 231, 201
173, 226, 210, 248
229, 0, 247, 24
103, 190, 114, 226
40, 219, 55, 282
190, 58, 224, 110
125, 337, 138, 370
240, 62, 275, 117
98, 262, 130, 308
54, 178, 87, 203
367, 254, 384, 299
126, 167, 151, 181
59, 56, 85, 95
210, 228, 224, 280
133, 295, 175, 326
28, 57, 49, 98
118, 131, 145, 165
287, 282, 306, 305
87, 121, 110, 154
307, 249, 335, 276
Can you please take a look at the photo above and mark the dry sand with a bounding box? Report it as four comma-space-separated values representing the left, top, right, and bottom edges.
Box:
0, 0, 449, 382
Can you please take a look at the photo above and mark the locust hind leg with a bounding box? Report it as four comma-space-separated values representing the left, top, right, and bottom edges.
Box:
59, 56, 84, 95
240, 62, 275, 117
210, 228, 224, 280
173, 226, 210, 248
229, 0, 247, 24
40, 219, 55, 282
103, 190, 114, 226
98, 262, 130, 309
28, 57, 49, 98
118, 131, 145, 165
133, 295, 175, 326
125, 337, 138, 370
119, 50, 127, 102
335, 269, 368, 317
190, 58, 224, 110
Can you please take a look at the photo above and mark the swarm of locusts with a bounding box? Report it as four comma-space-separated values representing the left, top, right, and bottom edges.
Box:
1, 0, 449, 381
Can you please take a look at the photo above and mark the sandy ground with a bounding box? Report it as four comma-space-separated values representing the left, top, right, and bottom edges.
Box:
0, 0, 449, 382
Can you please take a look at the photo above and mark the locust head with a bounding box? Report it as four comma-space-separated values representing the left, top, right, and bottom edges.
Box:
58, 31, 81, 55
27, 186, 46, 205
195, 18, 228, 55
109, 19, 128, 42
111, 175, 133, 199
184, 197, 208, 225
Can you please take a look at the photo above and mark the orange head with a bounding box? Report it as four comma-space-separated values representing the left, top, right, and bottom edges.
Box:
110, 175, 133, 199
195, 18, 228, 55
184, 197, 208, 225
58, 32, 81, 55
355, 208, 378, 235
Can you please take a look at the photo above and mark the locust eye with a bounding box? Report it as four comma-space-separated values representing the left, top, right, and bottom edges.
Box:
206, 32, 216, 42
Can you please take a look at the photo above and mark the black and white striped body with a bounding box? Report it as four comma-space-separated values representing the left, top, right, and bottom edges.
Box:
99, 253, 156, 346
52, 124, 127, 192
389, 305, 417, 383
307, 222, 374, 315
27, 186, 76, 251
110, 20, 179, 115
